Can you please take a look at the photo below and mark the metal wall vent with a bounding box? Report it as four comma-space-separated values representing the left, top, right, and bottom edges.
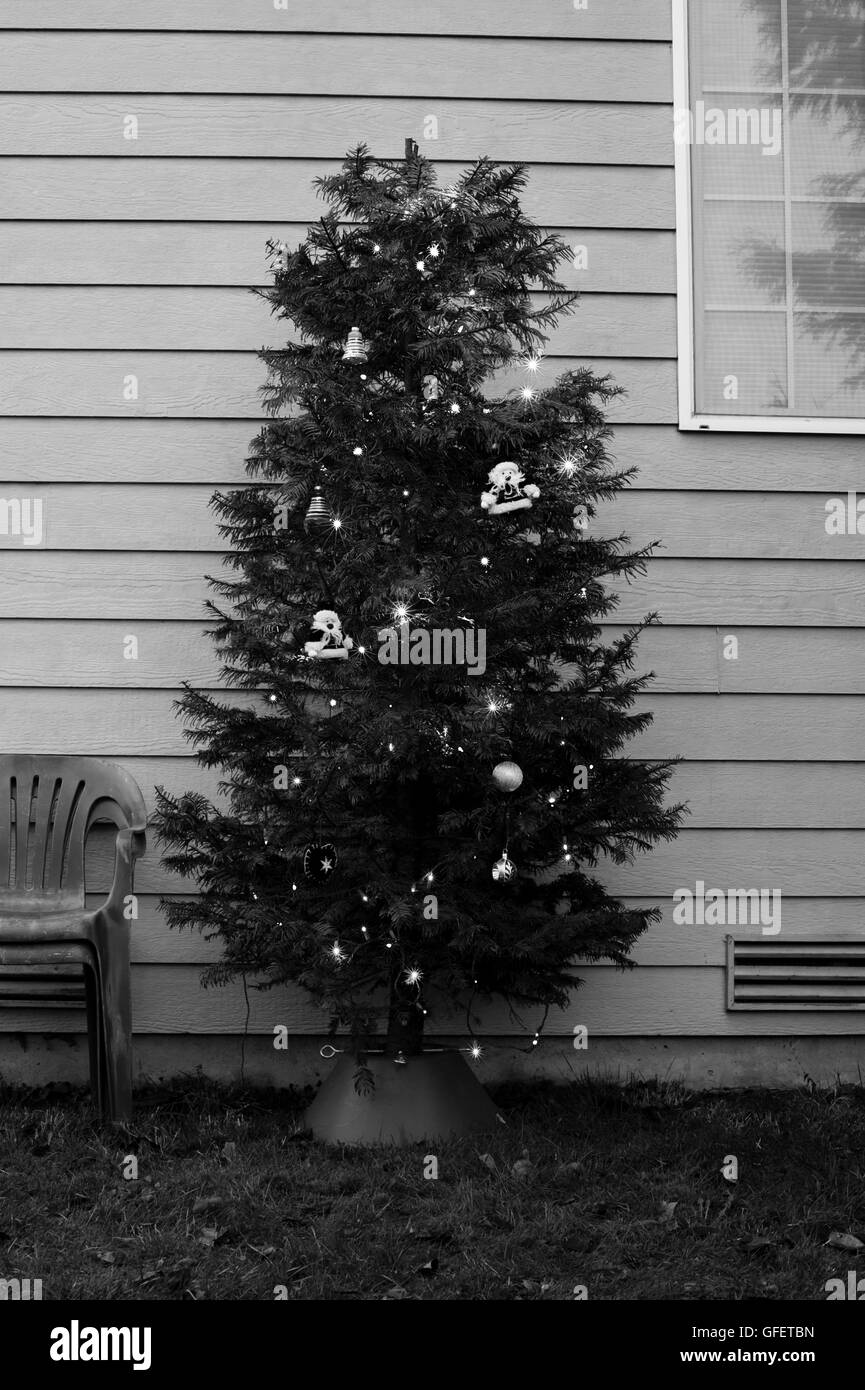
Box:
726, 936, 865, 1011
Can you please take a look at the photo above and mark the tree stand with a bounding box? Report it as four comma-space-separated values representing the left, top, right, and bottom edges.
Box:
305, 1048, 503, 1146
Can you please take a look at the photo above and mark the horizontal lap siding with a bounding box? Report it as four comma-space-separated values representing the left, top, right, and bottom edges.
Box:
0, 4, 854, 1049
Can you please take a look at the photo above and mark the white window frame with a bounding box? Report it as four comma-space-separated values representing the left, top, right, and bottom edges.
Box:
673, 0, 865, 435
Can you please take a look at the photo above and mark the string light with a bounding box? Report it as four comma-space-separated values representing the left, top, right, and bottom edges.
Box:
416, 259, 425, 272
557, 453, 578, 477
470, 1043, 483, 1061
292, 776, 302, 787
332, 517, 343, 531
450, 402, 461, 414
269, 694, 278, 704
526, 355, 543, 373
353, 446, 364, 456
329, 698, 337, 708
358, 645, 366, 655
481, 556, 490, 567
405, 967, 423, 985
393, 603, 409, 622
429, 244, 440, 258
388, 742, 395, 752
521, 386, 535, 402
330, 942, 345, 962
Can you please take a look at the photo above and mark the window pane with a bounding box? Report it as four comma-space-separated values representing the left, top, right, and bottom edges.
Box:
701, 311, 788, 413
686, 0, 865, 423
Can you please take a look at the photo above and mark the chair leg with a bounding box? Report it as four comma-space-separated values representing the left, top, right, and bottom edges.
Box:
83, 964, 102, 1114
97, 930, 133, 1122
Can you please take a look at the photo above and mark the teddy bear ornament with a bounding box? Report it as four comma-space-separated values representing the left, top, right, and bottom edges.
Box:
480, 461, 540, 516
303, 609, 354, 661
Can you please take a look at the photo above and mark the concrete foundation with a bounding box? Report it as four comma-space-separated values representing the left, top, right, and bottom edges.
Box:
0, 1033, 864, 1092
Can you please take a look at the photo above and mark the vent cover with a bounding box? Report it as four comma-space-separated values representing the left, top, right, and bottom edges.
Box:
727, 936, 865, 1010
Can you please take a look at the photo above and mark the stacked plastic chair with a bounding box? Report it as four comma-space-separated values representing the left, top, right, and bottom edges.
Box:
0, 757, 146, 1120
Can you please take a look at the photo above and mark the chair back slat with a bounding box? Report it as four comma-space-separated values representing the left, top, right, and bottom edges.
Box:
0, 757, 147, 911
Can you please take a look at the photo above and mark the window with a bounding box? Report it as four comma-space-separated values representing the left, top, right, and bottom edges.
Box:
674, 0, 865, 433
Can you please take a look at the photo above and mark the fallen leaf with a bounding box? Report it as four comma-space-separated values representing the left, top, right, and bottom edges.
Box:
659, 1201, 678, 1224
221, 1142, 237, 1163
478, 1152, 497, 1172
414, 1258, 439, 1277
739, 1236, 775, 1254
381, 1285, 411, 1300
512, 1159, 534, 1181
192, 1195, 224, 1214
94, 1251, 115, 1265
826, 1231, 864, 1252
555, 1162, 581, 1179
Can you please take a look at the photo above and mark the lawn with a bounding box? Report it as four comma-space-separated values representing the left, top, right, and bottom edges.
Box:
0, 1075, 862, 1301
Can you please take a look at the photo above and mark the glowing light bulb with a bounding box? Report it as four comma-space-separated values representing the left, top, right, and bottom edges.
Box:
269, 694, 277, 704
388, 742, 395, 752
526, 355, 542, 373
468, 288, 477, 297
450, 403, 461, 414
405, 966, 423, 985
487, 700, 499, 714
372, 244, 381, 253
416, 259, 425, 271
330, 943, 345, 962
481, 556, 490, 567
332, 517, 343, 530
403, 489, 410, 498
329, 698, 337, 708
470, 1043, 483, 1060
358, 645, 366, 655
426, 872, 434, 884
521, 386, 535, 402
394, 604, 409, 622
558, 453, 578, 477
353, 446, 363, 456
429, 244, 440, 258
292, 776, 302, 787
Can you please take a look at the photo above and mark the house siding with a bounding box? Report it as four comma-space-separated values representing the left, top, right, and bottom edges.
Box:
0, 0, 860, 1064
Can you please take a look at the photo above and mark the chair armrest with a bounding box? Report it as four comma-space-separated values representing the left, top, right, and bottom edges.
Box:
104, 825, 147, 918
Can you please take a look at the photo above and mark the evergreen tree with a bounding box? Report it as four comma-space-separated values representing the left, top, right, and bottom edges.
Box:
154, 144, 683, 1057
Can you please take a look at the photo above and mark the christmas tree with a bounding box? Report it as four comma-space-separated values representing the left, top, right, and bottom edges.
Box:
154, 143, 683, 1061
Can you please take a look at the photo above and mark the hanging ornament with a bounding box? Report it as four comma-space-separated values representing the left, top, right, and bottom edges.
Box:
492, 761, 523, 793
304, 485, 332, 532
342, 327, 368, 362
422, 375, 440, 401
303, 842, 339, 882
303, 609, 353, 660
492, 851, 517, 884
480, 462, 540, 516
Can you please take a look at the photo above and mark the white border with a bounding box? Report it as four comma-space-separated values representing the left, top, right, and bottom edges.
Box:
672, 0, 865, 435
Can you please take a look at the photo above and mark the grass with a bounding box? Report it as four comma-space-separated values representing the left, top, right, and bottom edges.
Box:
0, 1074, 863, 1300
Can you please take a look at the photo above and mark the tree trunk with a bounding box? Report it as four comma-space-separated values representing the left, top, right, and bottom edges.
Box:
384, 976, 425, 1056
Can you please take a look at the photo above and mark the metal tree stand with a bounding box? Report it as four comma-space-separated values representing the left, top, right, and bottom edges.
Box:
305, 1048, 504, 1146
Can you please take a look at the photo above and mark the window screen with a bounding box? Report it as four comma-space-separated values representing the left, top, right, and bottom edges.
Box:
681, 0, 865, 426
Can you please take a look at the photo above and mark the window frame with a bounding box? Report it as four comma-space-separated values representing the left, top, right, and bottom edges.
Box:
673, 0, 865, 436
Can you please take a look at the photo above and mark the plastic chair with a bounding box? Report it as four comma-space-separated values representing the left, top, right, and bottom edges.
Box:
0, 756, 147, 1120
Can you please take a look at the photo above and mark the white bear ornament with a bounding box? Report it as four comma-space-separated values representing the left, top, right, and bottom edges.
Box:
303, 609, 354, 661
480, 461, 540, 517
